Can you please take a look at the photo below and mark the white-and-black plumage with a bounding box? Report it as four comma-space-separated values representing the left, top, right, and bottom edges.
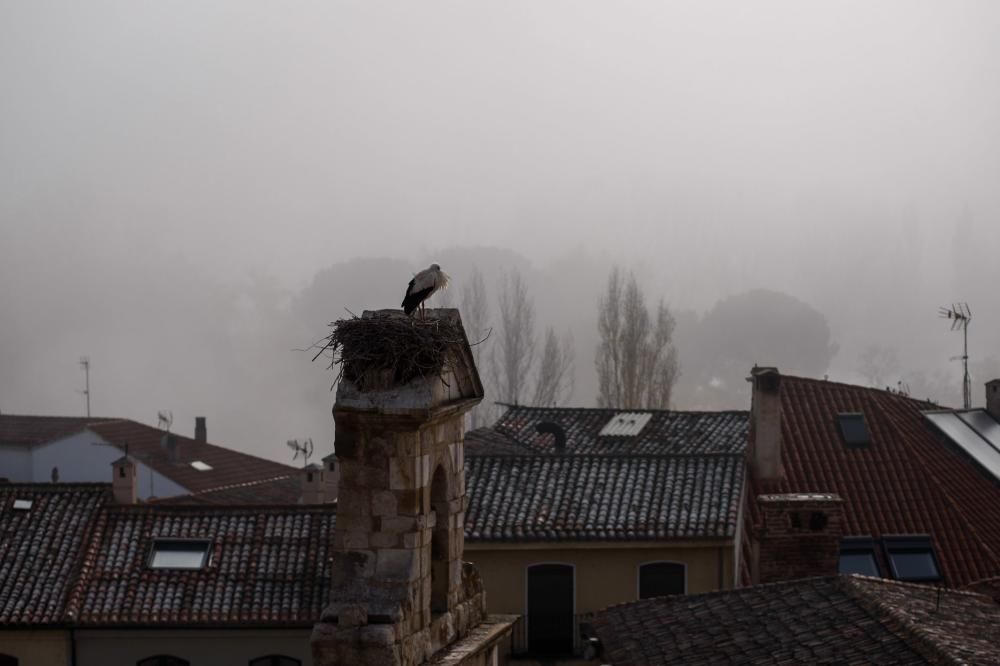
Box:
401, 263, 450, 317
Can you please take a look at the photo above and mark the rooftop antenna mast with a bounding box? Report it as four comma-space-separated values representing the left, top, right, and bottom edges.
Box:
938, 303, 972, 409
79, 357, 91, 417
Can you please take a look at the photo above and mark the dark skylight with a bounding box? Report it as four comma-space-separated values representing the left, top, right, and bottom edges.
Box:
883, 535, 941, 582
837, 413, 871, 447
839, 537, 880, 577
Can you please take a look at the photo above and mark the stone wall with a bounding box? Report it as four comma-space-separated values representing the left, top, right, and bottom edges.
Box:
756, 493, 843, 584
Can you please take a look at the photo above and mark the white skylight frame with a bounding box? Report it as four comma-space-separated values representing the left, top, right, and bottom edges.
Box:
148, 539, 212, 570
12, 499, 33, 511
599, 412, 653, 437
190, 460, 213, 472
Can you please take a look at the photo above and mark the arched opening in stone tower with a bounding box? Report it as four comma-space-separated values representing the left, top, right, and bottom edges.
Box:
430, 464, 450, 614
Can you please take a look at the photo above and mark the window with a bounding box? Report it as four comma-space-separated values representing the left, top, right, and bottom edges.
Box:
137, 657, 189, 666
599, 412, 653, 437
839, 537, 880, 577
526, 564, 575, 656
148, 540, 211, 570
883, 535, 941, 582
638, 562, 686, 599
12, 499, 32, 511
190, 461, 213, 471
249, 657, 301, 666
837, 413, 871, 447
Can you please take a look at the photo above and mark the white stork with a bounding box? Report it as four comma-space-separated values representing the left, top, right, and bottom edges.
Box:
401, 263, 450, 319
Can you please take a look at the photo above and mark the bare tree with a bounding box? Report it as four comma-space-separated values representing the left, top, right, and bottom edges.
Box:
461, 268, 491, 428
489, 270, 536, 405
532, 327, 574, 407
596, 267, 679, 409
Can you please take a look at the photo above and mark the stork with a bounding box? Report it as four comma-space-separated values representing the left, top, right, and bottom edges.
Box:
401, 263, 450, 319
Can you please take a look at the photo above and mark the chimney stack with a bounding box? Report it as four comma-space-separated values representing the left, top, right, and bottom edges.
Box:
321, 452, 338, 502
112, 456, 138, 504
755, 493, 843, 584
750, 367, 782, 481
986, 380, 1000, 421
195, 417, 207, 443
301, 463, 326, 505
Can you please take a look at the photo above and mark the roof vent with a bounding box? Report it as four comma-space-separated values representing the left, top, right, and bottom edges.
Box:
12, 499, 32, 511
599, 412, 652, 437
190, 460, 212, 472
535, 422, 567, 452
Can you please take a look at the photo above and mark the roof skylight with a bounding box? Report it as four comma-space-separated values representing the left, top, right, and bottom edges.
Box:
883, 535, 940, 582
149, 539, 211, 570
190, 461, 213, 472
12, 499, 33, 511
837, 413, 871, 448
599, 412, 652, 437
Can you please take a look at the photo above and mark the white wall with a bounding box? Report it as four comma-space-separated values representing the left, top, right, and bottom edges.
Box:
23, 430, 187, 499
0, 445, 33, 481
76, 628, 312, 666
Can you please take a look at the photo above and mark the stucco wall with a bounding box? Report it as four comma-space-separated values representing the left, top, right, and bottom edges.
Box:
28, 431, 187, 499
76, 628, 311, 666
0, 445, 32, 481
465, 542, 734, 616
0, 630, 70, 666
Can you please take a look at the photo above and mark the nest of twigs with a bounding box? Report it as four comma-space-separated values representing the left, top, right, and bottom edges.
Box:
314, 312, 466, 390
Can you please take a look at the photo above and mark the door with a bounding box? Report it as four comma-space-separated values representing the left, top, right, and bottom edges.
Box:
527, 563, 574, 656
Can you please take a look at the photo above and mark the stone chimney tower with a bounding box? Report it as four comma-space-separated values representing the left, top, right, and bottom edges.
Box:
749, 367, 783, 482
755, 493, 844, 584
112, 456, 138, 504
312, 309, 507, 666
986, 380, 1000, 421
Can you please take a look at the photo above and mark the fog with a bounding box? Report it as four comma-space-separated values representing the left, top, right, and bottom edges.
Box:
2, 2, 999, 462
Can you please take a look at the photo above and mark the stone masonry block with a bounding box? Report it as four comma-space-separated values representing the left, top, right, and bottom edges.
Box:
389, 457, 418, 490
377, 548, 420, 581
372, 490, 398, 516
371, 531, 400, 549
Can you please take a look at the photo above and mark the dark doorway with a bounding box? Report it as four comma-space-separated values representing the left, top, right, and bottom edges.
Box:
430, 465, 449, 613
0, 655, 18, 666
638, 562, 686, 599
527, 563, 574, 656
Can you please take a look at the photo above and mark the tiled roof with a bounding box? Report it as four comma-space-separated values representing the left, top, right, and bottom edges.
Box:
152, 475, 303, 505
0, 414, 116, 448
592, 574, 1000, 665
746, 375, 1000, 587
68, 503, 336, 627
87, 420, 298, 496
0, 484, 108, 625
468, 405, 748, 456
464, 454, 743, 542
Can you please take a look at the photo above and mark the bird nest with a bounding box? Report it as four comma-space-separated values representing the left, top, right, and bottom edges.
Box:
315, 312, 466, 390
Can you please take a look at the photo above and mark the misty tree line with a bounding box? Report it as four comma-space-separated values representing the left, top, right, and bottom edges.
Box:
448, 263, 684, 428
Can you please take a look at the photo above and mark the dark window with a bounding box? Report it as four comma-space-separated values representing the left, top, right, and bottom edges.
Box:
839, 537, 880, 577
527, 564, 574, 656
837, 413, 871, 447
137, 657, 189, 666
148, 540, 211, 570
883, 536, 941, 581
249, 657, 301, 666
638, 562, 685, 599
0, 654, 19, 666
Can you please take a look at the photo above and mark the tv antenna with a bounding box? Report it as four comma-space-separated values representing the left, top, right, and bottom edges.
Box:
79, 357, 91, 417
286, 438, 314, 467
157, 410, 173, 432
938, 303, 972, 409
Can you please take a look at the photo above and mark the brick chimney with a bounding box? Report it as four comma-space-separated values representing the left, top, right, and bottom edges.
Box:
322, 452, 338, 501
750, 367, 782, 481
986, 380, 1000, 421
301, 463, 326, 505
112, 456, 138, 504
195, 416, 207, 443
755, 493, 843, 584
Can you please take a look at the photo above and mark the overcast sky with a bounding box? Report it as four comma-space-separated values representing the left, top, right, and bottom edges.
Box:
2, 2, 998, 459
